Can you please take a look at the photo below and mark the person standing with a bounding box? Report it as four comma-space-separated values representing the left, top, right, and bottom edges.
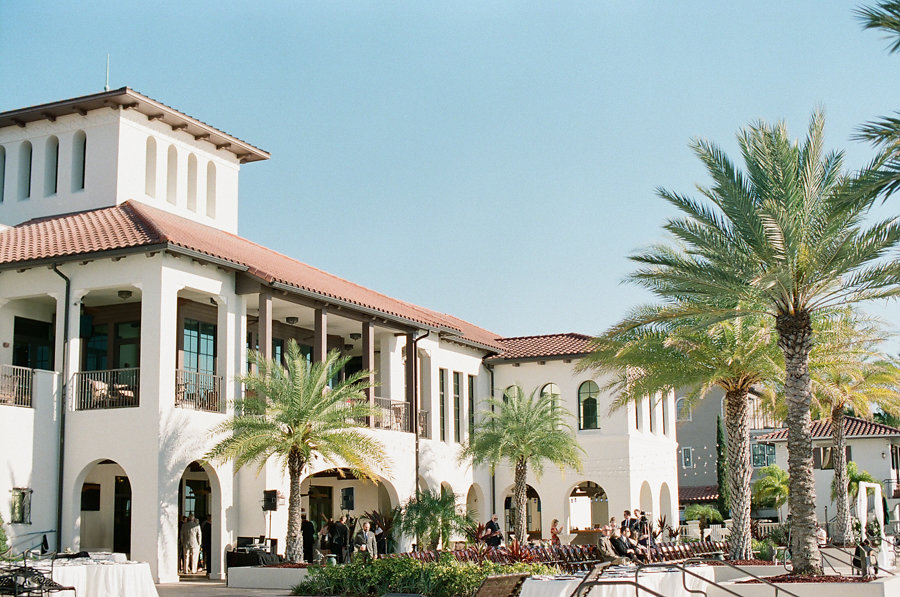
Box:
333, 515, 349, 563
354, 521, 378, 562
550, 519, 562, 546
484, 514, 502, 548
201, 515, 212, 573
301, 513, 316, 563
180, 514, 202, 574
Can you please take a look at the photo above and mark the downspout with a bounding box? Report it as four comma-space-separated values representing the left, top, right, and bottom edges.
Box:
486, 363, 496, 515
51, 265, 70, 553
411, 331, 430, 495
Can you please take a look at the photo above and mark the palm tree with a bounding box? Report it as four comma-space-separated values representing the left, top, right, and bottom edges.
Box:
832, 461, 880, 503
393, 488, 470, 551
460, 386, 583, 542
624, 113, 900, 573
683, 504, 724, 534
206, 341, 390, 563
580, 310, 782, 560
809, 319, 900, 544
753, 465, 790, 523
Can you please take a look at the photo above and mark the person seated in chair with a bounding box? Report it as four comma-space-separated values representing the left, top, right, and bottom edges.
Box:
597, 525, 629, 565
609, 527, 634, 562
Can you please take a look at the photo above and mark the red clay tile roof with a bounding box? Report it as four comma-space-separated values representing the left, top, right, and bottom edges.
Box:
0, 201, 502, 350
755, 416, 900, 442
487, 333, 594, 361
679, 485, 719, 503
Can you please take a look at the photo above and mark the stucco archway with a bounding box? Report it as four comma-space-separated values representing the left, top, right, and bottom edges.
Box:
465, 483, 485, 520
501, 483, 542, 541
639, 481, 653, 518
74, 459, 133, 557
659, 483, 673, 526
567, 481, 609, 532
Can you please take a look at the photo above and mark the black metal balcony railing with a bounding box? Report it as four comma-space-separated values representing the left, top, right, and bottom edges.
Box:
373, 396, 410, 432
0, 365, 33, 408
417, 410, 430, 438
176, 370, 223, 412
74, 368, 140, 410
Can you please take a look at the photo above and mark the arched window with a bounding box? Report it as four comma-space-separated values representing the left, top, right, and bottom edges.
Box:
0, 145, 5, 203
72, 130, 86, 191
19, 141, 32, 200
676, 398, 692, 422
144, 137, 156, 197
206, 162, 216, 217
45, 136, 59, 196
166, 145, 178, 205
578, 381, 599, 430
187, 153, 198, 211
503, 385, 521, 403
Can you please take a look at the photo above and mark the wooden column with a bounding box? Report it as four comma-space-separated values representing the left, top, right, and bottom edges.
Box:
362, 322, 375, 427
406, 332, 416, 434
313, 308, 327, 363
258, 290, 273, 362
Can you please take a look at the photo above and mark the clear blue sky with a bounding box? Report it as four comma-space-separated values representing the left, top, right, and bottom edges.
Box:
2, 1, 900, 341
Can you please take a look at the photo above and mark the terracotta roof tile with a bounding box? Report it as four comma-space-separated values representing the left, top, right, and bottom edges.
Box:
755, 416, 900, 442
0, 202, 503, 349
487, 333, 593, 361
679, 485, 719, 503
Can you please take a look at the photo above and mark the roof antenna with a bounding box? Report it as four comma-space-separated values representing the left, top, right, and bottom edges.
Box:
104, 54, 110, 91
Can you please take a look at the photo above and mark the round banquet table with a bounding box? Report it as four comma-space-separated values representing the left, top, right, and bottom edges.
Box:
520, 564, 716, 597
36, 559, 158, 597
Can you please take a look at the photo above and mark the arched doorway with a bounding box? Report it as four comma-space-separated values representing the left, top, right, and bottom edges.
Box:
503, 485, 542, 541
568, 481, 609, 531
178, 461, 215, 576
659, 483, 673, 526
639, 481, 653, 518
465, 484, 484, 520
78, 459, 132, 557
301, 468, 399, 535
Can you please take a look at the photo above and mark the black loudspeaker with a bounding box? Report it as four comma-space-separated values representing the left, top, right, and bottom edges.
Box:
341, 487, 354, 511
262, 489, 278, 511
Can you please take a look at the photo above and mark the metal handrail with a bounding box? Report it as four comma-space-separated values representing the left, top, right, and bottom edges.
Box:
682, 557, 801, 597
575, 579, 668, 597
820, 541, 896, 576
634, 561, 741, 597
0, 364, 33, 407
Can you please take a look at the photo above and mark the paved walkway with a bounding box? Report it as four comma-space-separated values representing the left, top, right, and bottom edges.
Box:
156, 579, 293, 596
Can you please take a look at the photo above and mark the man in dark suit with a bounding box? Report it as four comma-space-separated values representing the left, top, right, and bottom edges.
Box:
484, 514, 502, 548
333, 515, 349, 563
301, 513, 316, 563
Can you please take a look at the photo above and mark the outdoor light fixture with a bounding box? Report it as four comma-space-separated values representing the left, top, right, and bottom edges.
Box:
349, 333, 361, 341
117, 290, 132, 300
285, 316, 298, 325
344, 343, 353, 351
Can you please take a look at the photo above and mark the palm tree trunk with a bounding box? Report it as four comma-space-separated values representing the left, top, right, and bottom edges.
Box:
514, 458, 528, 543
724, 389, 752, 560
776, 312, 822, 575
832, 406, 852, 545
285, 449, 305, 563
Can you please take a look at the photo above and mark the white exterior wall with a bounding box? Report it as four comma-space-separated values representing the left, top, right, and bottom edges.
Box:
772, 437, 897, 522
489, 359, 679, 538
0, 110, 120, 226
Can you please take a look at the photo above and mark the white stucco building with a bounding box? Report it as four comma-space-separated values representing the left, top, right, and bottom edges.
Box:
0, 88, 679, 583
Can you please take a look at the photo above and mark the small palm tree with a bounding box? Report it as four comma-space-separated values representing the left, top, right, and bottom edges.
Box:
835, 461, 880, 502
580, 310, 782, 560
460, 386, 583, 542
206, 341, 390, 562
753, 465, 790, 522
393, 488, 470, 551
809, 315, 900, 544
683, 504, 723, 533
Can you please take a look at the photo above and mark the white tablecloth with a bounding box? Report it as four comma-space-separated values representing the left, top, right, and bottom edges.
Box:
520, 564, 715, 597
38, 560, 158, 597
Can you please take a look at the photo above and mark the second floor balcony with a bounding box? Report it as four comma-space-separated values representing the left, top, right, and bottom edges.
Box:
0, 365, 34, 408
74, 368, 140, 410
175, 369, 223, 413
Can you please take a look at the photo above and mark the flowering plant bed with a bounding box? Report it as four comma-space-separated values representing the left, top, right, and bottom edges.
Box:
708, 559, 780, 566
739, 573, 871, 583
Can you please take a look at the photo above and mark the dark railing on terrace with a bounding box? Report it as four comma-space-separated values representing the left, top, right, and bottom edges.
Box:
175, 370, 223, 412
418, 410, 430, 438
74, 368, 140, 410
0, 365, 33, 408
372, 396, 409, 432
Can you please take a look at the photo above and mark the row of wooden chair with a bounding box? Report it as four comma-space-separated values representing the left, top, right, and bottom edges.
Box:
647, 540, 729, 562
381, 543, 606, 572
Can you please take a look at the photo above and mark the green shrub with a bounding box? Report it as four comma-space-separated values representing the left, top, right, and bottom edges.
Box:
291, 556, 557, 597
764, 523, 790, 547
751, 538, 776, 561
0, 513, 7, 555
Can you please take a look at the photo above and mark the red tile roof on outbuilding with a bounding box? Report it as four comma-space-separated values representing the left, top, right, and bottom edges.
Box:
755, 416, 900, 442
679, 485, 719, 503
487, 333, 594, 361
0, 201, 503, 350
